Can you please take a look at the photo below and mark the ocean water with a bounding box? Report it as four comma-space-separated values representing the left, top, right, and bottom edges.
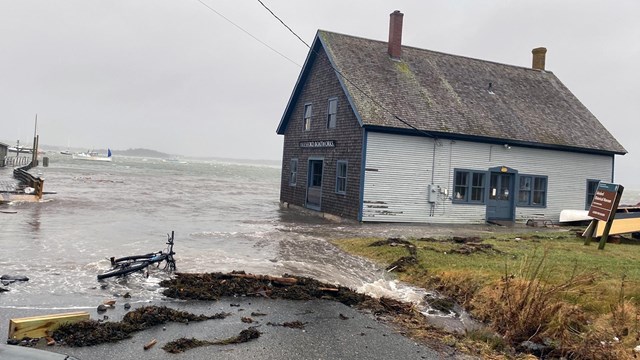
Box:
0, 154, 432, 312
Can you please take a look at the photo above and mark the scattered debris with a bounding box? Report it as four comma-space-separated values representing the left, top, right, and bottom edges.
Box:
250, 312, 267, 317
124, 303, 131, 310
96, 305, 108, 313
266, 321, 307, 329
52, 306, 231, 347
241, 317, 254, 323
162, 328, 261, 353
143, 338, 157, 350
339, 313, 349, 320
103, 300, 116, 307
448, 243, 501, 255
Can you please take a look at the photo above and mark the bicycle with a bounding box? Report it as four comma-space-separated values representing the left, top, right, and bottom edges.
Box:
97, 231, 177, 280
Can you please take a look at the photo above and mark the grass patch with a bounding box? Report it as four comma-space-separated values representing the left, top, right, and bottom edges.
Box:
333, 231, 640, 358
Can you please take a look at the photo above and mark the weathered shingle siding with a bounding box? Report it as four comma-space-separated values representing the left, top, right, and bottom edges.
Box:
363, 132, 613, 223
279, 47, 363, 219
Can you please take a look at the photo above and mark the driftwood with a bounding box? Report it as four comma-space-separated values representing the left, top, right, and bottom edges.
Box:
318, 287, 339, 292
229, 273, 297, 285
144, 338, 157, 350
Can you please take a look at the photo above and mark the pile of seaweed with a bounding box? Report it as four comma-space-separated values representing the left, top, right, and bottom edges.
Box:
53, 305, 230, 347
160, 271, 410, 314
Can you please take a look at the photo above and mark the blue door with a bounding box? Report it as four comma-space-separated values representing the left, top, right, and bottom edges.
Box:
486, 171, 515, 221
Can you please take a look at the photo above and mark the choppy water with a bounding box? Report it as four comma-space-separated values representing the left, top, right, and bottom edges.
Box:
1, 154, 638, 334
0, 155, 439, 311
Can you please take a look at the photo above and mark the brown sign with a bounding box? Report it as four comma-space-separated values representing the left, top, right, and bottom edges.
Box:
587, 182, 620, 222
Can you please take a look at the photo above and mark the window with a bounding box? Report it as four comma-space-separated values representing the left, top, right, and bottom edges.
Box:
303, 104, 312, 131
517, 175, 547, 207
453, 169, 486, 203
586, 179, 600, 209
327, 98, 337, 129
336, 160, 347, 194
289, 159, 298, 186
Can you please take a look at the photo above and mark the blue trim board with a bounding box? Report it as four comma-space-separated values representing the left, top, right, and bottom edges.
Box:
363, 125, 625, 157
358, 130, 368, 222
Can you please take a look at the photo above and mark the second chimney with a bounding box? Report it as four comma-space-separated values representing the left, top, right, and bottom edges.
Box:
388, 10, 404, 59
532, 47, 547, 70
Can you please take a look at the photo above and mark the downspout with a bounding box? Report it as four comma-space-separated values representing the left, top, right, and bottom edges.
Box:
430, 138, 437, 216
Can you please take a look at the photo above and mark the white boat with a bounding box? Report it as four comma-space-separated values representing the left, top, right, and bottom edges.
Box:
162, 157, 188, 164
72, 149, 112, 162
8, 145, 33, 154
60, 150, 72, 155
559, 209, 592, 223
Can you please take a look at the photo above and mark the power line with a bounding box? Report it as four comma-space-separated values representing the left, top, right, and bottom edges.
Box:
256, 1, 434, 138
195, 0, 301, 67
257, 0, 310, 48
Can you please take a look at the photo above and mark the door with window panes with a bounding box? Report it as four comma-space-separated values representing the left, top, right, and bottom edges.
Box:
486, 168, 516, 221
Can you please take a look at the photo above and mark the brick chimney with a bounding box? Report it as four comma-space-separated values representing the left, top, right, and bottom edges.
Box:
532, 47, 547, 70
388, 10, 404, 59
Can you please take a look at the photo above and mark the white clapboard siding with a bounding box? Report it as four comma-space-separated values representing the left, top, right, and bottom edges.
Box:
362, 131, 613, 223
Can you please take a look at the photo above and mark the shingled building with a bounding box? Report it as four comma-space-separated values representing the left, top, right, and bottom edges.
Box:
276, 11, 626, 224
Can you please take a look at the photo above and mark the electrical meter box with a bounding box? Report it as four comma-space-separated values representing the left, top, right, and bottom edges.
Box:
427, 184, 437, 203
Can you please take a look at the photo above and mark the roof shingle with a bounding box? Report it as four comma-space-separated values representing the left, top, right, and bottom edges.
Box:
318, 30, 626, 154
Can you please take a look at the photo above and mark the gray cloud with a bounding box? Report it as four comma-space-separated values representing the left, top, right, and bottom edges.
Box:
1, 0, 638, 186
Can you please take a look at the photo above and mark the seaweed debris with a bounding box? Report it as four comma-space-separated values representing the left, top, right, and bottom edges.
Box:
162, 328, 261, 353
53, 305, 231, 347
160, 271, 368, 306
266, 321, 307, 329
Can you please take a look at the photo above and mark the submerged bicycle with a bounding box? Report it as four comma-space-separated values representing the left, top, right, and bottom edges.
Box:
97, 231, 176, 280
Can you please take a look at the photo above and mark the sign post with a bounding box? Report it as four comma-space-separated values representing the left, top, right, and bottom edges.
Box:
584, 182, 624, 249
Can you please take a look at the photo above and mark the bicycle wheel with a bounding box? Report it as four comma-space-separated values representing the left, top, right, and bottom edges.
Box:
97, 260, 150, 280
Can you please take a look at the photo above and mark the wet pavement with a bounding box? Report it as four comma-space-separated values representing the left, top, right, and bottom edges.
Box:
1, 297, 472, 360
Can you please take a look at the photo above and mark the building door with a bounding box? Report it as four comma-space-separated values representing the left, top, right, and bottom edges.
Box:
306, 159, 323, 210
486, 170, 515, 221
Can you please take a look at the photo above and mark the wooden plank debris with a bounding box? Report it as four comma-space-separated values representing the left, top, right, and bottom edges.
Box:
8, 311, 90, 339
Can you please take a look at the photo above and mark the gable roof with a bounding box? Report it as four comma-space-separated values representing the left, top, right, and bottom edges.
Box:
278, 30, 626, 155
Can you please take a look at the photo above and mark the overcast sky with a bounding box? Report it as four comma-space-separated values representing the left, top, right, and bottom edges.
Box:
1, 1, 638, 186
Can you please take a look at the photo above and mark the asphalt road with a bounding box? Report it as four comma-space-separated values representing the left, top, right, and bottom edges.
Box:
1, 297, 476, 360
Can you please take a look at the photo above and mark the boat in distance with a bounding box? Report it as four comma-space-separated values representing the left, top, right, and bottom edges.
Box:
72, 149, 112, 162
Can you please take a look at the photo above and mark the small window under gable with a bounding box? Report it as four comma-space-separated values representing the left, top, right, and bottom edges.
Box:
327, 98, 337, 129
303, 104, 312, 131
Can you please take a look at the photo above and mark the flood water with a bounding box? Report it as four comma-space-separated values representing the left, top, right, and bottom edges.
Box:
1, 154, 638, 335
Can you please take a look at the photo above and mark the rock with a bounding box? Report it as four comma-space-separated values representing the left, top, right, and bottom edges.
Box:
518, 340, 549, 356
97, 304, 108, 313
1, 274, 29, 285
124, 303, 131, 309
0, 287, 9, 292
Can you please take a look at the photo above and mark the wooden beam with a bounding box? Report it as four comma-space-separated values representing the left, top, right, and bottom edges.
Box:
8, 311, 90, 339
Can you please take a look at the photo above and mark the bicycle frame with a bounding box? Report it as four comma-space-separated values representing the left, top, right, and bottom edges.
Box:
97, 231, 176, 280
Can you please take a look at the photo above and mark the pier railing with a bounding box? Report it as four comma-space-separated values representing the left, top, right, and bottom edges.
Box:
12, 161, 44, 199
2, 156, 33, 167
